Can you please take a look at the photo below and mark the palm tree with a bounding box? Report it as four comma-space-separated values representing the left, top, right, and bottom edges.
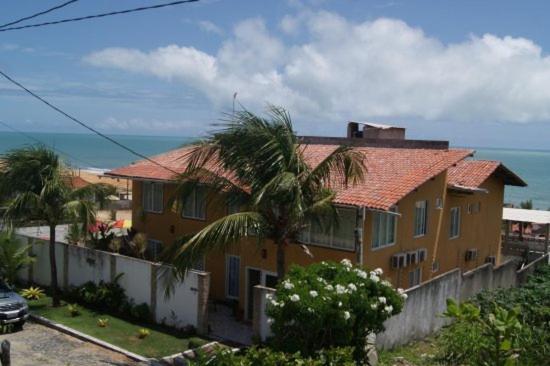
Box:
166, 106, 366, 281
0, 146, 97, 306
0, 230, 35, 286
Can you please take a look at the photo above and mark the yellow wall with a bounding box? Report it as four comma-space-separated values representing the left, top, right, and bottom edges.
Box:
131, 170, 505, 314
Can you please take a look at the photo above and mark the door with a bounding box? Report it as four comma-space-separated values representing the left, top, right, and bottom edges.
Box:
225, 255, 240, 299
247, 269, 262, 320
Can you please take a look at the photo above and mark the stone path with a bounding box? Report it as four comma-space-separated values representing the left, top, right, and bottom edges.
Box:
0, 322, 141, 366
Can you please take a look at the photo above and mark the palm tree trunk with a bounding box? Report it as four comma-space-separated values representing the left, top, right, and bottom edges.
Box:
49, 225, 60, 307
276, 240, 286, 281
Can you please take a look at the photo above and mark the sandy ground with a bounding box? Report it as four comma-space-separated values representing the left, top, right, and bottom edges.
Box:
0, 322, 142, 366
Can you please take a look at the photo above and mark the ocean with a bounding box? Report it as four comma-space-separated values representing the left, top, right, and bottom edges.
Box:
0, 131, 548, 209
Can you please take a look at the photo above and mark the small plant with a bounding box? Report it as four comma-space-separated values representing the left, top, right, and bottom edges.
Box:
67, 303, 81, 317
137, 328, 150, 339
97, 318, 109, 328
130, 233, 147, 259
109, 238, 122, 253
20, 286, 45, 300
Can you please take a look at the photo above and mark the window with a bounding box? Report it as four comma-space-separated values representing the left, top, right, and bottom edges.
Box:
408, 267, 422, 287
299, 208, 356, 251
450, 207, 460, 239
226, 255, 240, 299
227, 200, 241, 214
371, 207, 397, 249
182, 187, 207, 220
414, 200, 428, 237
147, 239, 163, 261
143, 181, 163, 213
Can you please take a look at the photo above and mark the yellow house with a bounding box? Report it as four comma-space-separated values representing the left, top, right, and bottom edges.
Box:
106, 123, 525, 319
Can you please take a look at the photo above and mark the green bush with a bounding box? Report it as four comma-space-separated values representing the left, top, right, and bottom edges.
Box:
191, 346, 355, 366
267, 260, 405, 363
437, 264, 550, 366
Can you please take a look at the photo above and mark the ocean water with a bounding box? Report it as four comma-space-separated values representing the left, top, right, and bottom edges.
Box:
0, 132, 548, 209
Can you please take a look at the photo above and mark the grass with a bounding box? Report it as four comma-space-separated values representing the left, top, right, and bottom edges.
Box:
378, 338, 439, 366
28, 296, 208, 359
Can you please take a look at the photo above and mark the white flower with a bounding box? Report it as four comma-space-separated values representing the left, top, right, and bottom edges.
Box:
370, 303, 378, 310
381, 280, 392, 287
343, 311, 351, 320
348, 283, 357, 292
356, 270, 368, 279
307, 307, 314, 313
341, 258, 353, 267
384, 305, 393, 313
309, 290, 318, 298
290, 294, 300, 302
338, 301, 343, 307
336, 284, 347, 294
374, 268, 383, 275
267, 318, 274, 325
270, 300, 279, 307
278, 301, 285, 307
266, 294, 273, 301
325, 284, 334, 291
283, 281, 294, 290
378, 296, 387, 304
317, 277, 326, 284
397, 288, 405, 295
370, 274, 380, 283
401, 293, 408, 300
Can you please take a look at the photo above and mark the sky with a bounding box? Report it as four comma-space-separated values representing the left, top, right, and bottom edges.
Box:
1, 0, 550, 149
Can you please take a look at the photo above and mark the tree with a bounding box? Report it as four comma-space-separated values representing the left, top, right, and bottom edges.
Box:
165, 106, 366, 281
0, 146, 98, 306
519, 200, 533, 209
0, 230, 35, 286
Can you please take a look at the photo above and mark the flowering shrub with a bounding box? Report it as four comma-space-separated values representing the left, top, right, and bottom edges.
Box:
266, 259, 406, 362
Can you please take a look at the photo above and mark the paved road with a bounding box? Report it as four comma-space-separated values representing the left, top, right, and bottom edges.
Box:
0, 322, 141, 366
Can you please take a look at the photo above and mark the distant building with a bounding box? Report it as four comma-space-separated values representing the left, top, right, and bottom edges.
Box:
107, 123, 525, 319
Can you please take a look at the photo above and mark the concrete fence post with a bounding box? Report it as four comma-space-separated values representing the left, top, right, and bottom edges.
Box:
27, 238, 34, 284
109, 254, 117, 282
196, 272, 210, 335
252, 285, 276, 342
150, 264, 158, 322
63, 244, 69, 290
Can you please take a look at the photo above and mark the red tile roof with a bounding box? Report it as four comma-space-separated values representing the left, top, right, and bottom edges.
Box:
448, 160, 526, 189
107, 144, 474, 211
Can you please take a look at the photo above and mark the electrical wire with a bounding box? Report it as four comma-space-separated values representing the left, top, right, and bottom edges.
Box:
0, 0, 199, 33
0, 119, 97, 168
0, 0, 79, 29
0, 68, 178, 174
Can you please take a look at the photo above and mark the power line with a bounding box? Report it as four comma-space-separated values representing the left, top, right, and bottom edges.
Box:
0, 119, 97, 168
0, 0, 79, 29
0, 68, 178, 175
0, 0, 199, 33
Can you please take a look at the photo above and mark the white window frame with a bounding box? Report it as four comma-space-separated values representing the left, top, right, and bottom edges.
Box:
298, 207, 357, 251
449, 206, 461, 239
408, 267, 422, 287
225, 255, 241, 300
182, 186, 207, 220
371, 207, 398, 250
142, 181, 164, 213
414, 200, 428, 238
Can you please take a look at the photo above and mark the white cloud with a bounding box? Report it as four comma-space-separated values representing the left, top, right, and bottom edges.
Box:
197, 20, 224, 35
84, 12, 550, 126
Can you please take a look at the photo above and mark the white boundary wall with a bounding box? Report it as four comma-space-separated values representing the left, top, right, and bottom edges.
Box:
254, 255, 549, 349
16, 234, 210, 333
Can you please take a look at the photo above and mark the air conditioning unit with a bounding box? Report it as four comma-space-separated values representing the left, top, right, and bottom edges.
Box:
465, 248, 478, 262
391, 253, 407, 269
431, 261, 440, 273
406, 251, 418, 265
418, 248, 427, 262
485, 256, 496, 266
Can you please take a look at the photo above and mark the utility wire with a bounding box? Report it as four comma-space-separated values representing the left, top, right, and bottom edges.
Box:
0, 68, 178, 174
0, 0, 199, 33
0, 119, 97, 168
0, 0, 79, 29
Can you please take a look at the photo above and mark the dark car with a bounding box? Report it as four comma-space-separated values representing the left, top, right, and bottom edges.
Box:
0, 281, 28, 329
